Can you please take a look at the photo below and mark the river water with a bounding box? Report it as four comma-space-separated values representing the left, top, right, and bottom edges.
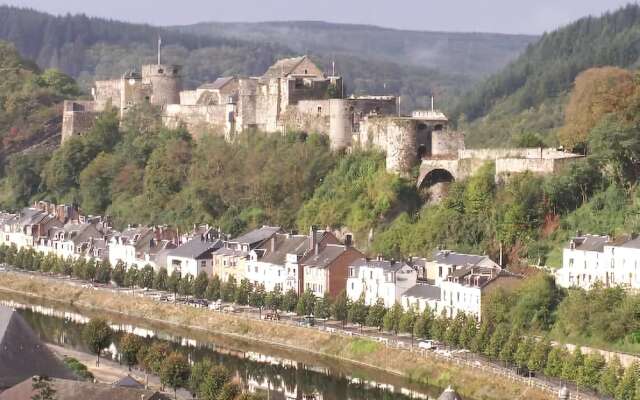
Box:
0, 291, 453, 400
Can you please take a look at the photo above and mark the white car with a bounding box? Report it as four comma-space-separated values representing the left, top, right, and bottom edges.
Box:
418, 340, 435, 350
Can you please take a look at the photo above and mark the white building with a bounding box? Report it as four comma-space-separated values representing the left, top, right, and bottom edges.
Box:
346, 258, 417, 307
440, 265, 521, 320
36, 222, 104, 260
401, 284, 441, 314
166, 236, 223, 277
108, 226, 155, 268
423, 250, 501, 285
557, 234, 640, 290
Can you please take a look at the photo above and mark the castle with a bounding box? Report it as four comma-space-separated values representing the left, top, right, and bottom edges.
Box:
62, 54, 583, 193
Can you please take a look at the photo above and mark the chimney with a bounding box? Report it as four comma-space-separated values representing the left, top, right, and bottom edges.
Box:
309, 225, 317, 253
345, 233, 353, 247
314, 243, 319, 256
271, 236, 276, 252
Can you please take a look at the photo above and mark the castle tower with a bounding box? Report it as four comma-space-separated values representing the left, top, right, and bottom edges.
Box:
329, 99, 353, 150
141, 64, 182, 106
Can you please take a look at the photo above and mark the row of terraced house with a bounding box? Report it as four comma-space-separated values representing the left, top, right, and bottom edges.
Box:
0, 201, 522, 320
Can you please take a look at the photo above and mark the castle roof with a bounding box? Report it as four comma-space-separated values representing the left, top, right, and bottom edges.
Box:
199, 77, 235, 91
261, 56, 311, 81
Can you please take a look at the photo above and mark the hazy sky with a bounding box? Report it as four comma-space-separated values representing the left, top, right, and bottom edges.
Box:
2, 0, 634, 35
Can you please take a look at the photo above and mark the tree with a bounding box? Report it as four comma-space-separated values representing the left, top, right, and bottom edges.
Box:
119, 333, 142, 371
348, 294, 369, 331
281, 288, 298, 313
487, 324, 509, 360
217, 382, 241, 400
154, 268, 169, 291
188, 359, 214, 397
138, 265, 155, 289
399, 307, 417, 337
332, 290, 350, 327
94, 260, 112, 284
82, 318, 113, 366
160, 352, 190, 399
205, 275, 221, 301
383, 303, 403, 334
498, 328, 522, 364
144, 342, 171, 375
470, 320, 491, 354
313, 292, 332, 319
198, 365, 231, 400
527, 339, 551, 374
168, 270, 181, 296
366, 298, 387, 331
578, 353, 606, 391
544, 346, 567, 378
112, 261, 126, 287
221, 275, 237, 303
193, 271, 209, 299
615, 362, 638, 400
124, 265, 139, 288
514, 337, 534, 373
249, 284, 266, 316
562, 347, 584, 382
458, 315, 478, 349
178, 273, 193, 296
235, 278, 251, 305
600, 356, 623, 397
31, 375, 56, 400
296, 289, 317, 316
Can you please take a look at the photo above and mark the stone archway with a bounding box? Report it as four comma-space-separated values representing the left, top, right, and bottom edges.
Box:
417, 161, 458, 203
420, 168, 455, 189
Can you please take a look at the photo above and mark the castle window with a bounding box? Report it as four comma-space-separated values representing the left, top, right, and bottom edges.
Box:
304, 69, 308, 74
158, 69, 164, 74
434, 124, 444, 131
317, 106, 322, 114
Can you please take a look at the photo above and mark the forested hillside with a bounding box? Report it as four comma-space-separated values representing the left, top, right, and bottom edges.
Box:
175, 21, 536, 80
0, 6, 493, 113
455, 4, 640, 147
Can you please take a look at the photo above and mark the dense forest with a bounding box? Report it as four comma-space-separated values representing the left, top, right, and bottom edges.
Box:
175, 20, 536, 80
0, 6, 500, 113
456, 4, 640, 147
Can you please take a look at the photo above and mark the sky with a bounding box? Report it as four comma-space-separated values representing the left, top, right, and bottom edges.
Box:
1, 0, 634, 35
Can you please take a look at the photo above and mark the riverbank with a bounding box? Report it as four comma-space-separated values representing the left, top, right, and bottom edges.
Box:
0, 272, 552, 400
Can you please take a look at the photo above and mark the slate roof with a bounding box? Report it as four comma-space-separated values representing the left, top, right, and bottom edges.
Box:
113, 375, 144, 389
565, 234, 610, 252
433, 250, 490, 267
261, 56, 308, 80
258, 234, 310, 265
617, 236, 640, 249
302, 244, 352, 269
212, 247, 248, 257
232, 226, 281, 248
0, 306, 76, 389
167, 237, 223, 260
16, 208, 47, 227
199, 77, 235, 91
402, 284, 441, 300
0, 378, 170, 400
350, 258, 407, 272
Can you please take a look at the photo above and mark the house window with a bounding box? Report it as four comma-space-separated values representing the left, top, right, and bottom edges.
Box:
200, 260, 206, 269
439, 266, 442, 277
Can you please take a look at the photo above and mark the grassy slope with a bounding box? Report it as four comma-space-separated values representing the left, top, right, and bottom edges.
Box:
0, 272, 552, 400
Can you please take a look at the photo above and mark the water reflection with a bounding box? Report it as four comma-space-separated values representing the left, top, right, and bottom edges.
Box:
1, 299, 442, 400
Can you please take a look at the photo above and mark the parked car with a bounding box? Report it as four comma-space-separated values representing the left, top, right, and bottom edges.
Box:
298, 315, 315, 327
418, 340, 435, 350
222, 305, 236, 313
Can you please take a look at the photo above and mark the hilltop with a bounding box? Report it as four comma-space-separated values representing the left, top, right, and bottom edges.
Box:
455, 4, 640, 147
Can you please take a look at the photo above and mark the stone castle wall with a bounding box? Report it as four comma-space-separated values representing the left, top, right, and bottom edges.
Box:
61, 101, 100, 142
142, 64, 181, 106
431, 130, 465, 158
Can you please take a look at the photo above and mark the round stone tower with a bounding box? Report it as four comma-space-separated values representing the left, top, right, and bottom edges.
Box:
142, 64, 182, 106
385, 118, 418, 176
329, 99, 353, 150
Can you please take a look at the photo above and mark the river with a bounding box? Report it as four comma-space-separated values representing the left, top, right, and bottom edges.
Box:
0, 290, 452, 400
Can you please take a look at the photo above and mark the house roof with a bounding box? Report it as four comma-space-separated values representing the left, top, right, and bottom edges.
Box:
167, 237, 223, 260
258, 234, 310, 265
350, 258, 407, 272
231, 226, 281, 248
0, 378, 171, 400
617, 235, 640, 249
302, 244, 354, 269
433, 250, 491, 267
402, 284, 441, 300
212, 247, 248, 258
261, 56, 310, 80
438, 386, 462, 400
0, 306, 76, 389
113, 375, 144, 389
565, 234, 610, 252
199, 77, 235, 91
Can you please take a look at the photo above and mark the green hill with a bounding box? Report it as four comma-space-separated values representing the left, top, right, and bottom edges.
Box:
455, 4, 640, 147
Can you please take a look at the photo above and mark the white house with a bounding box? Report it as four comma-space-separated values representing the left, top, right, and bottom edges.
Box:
346, 258, 417, 307
37, 222, 104, 260
108, 226, 155, 268
440, 265, 521, 320
401, 284, 441, 313
166, 236, 223, 277
423, 250, 500, 285
557, 234, 640, 290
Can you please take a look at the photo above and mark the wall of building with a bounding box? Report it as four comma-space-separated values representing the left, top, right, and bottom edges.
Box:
431, 130, 465, 158
93, 79, 121, 110
61, 101, 101, 142
163, 104, 229, 137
